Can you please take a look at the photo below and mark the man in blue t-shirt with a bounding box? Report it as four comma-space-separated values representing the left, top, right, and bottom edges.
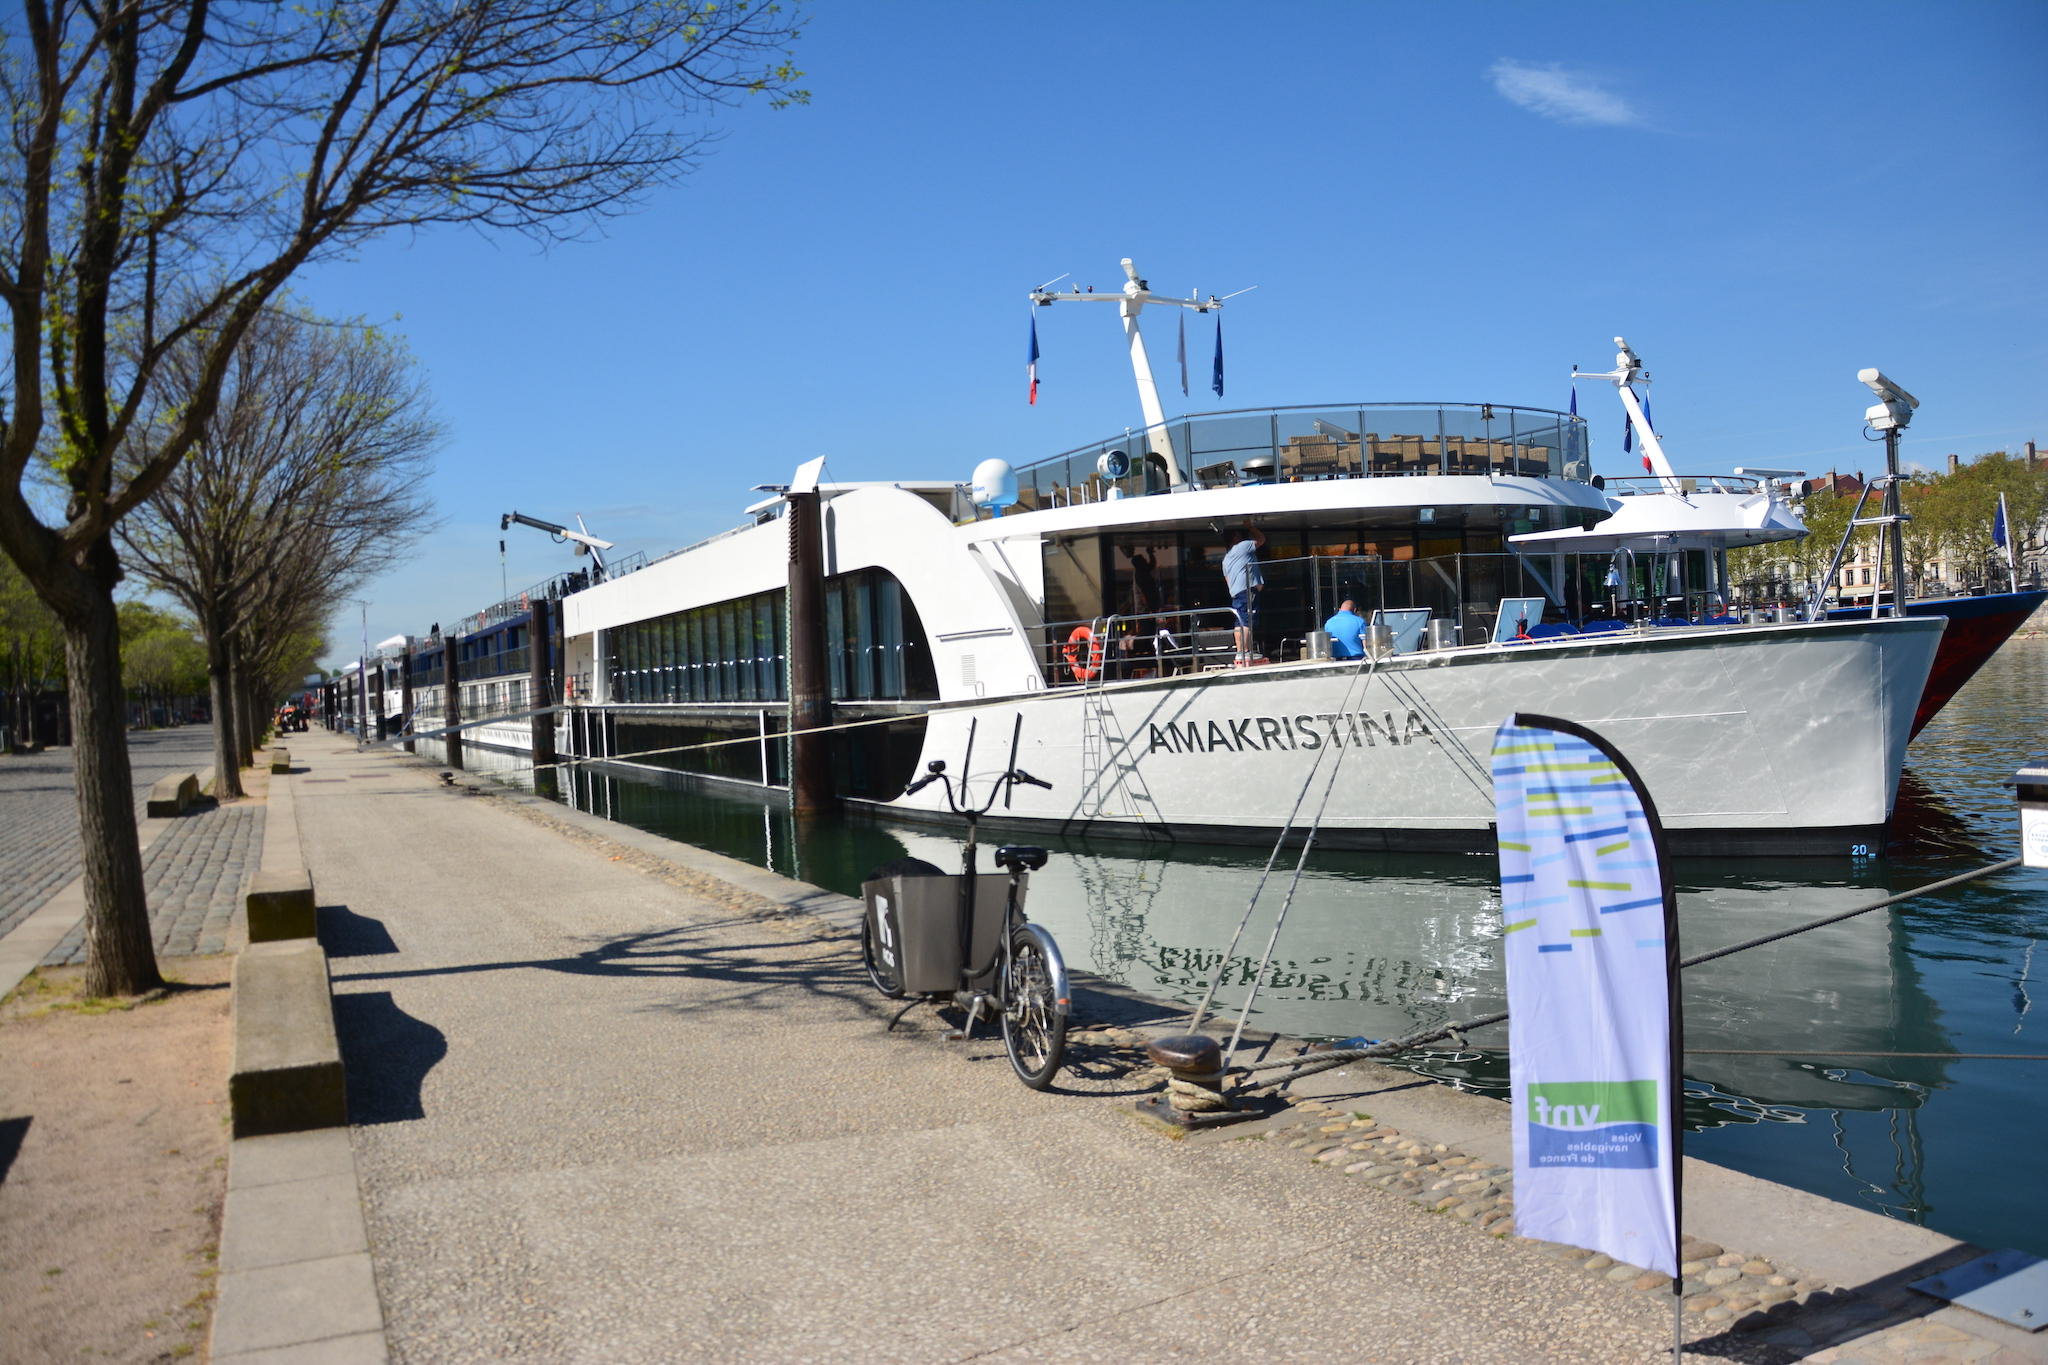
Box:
1221, 525, 1264, 662
1323, 599, 1366, 659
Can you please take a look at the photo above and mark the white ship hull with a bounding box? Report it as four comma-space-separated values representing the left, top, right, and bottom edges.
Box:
880, 616, 1941, 857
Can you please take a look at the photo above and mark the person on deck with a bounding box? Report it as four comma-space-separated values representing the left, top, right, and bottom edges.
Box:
1323, 599, 1367, 659
1221, 524, 1265, 663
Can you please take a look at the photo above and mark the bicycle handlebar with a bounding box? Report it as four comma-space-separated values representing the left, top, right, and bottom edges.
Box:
899, 765, 1054, 811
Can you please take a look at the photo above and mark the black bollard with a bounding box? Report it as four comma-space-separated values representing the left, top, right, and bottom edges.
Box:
1135, 1033, 1258, 1130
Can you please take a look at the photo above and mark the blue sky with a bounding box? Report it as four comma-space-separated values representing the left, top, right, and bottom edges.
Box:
292, 1, 2048, 664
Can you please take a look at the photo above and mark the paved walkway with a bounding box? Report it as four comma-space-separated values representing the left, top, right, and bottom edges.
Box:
0, 727, 224, 939
0, 730, 260, 997
285, 729, 2045, 1364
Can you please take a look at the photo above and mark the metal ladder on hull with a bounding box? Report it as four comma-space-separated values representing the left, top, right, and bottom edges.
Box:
1076, 619, 1156, 823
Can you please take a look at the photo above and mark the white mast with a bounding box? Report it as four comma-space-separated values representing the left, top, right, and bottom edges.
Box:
1031, 258, 1246, 489
1576, 338, 1681, 495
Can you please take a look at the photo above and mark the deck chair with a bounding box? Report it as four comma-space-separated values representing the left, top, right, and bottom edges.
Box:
1371, 608, 1430, 654
1491, 596, 1547, 644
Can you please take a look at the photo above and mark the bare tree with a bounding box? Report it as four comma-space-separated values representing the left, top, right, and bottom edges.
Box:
0, 0, 806, 993
121, 303, 439, 798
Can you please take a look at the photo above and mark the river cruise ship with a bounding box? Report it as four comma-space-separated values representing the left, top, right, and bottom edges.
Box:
407, 266, 1944, 856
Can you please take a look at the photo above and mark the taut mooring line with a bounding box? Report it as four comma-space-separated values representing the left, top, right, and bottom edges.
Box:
1232, 855, 2023, 1087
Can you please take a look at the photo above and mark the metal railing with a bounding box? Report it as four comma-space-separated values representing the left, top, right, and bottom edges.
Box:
1003, 402, 1590, 513
1040, 607, 1250, 685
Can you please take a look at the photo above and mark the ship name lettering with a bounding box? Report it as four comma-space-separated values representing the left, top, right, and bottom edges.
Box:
1143, 710, 1438, 756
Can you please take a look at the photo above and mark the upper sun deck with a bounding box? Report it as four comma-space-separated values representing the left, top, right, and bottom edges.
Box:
1008, 401, 1591, 509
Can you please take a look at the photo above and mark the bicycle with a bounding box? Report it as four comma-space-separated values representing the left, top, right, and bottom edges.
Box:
859, 758, 1072, 1089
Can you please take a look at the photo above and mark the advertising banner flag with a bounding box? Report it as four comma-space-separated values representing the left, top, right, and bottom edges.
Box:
1493, 713, 1683, 1276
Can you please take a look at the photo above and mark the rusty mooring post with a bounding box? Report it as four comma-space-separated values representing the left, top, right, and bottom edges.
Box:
442, 635, 464, 770
785, 485, 834, 815
529, 597, 558, 798
400, 647, 415, 753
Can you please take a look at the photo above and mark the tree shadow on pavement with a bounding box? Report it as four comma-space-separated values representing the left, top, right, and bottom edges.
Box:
329, 914, 882, 1020
0, 1115, 29, 1185
319, 903, 399, 957
333, 991, 447, 1125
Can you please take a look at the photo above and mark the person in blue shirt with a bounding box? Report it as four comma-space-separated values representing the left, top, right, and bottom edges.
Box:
1323, 599, 1367, 659
1220, 524, 1264, 662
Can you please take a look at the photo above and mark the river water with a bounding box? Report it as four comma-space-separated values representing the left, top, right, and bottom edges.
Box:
514, 638, 2048, 1260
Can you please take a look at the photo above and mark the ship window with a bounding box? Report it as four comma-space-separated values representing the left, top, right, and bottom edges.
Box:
823, 568, 937, 702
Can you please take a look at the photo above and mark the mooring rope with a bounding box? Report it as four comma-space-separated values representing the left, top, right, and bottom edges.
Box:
1215, 660, 1393, 1077
1185, 653, 1385, 1037
1230, 855, 2024, 1086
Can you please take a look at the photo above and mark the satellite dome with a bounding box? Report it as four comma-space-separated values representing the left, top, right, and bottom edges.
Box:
970, 458, 1018, 509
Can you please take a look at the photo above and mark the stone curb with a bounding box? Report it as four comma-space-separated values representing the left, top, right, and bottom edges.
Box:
211, 748, 389, 1365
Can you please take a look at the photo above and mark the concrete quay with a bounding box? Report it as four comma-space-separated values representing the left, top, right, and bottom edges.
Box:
209, 726, 2042, 1364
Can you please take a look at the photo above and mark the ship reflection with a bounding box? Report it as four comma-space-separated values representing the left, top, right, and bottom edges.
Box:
511, 751, 1960, 1128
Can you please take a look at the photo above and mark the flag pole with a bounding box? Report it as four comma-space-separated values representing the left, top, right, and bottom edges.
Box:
2000, 492, 2017, 592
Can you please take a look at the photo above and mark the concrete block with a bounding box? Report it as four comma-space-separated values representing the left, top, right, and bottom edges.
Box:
247, 867, 317, 942
146, 770, 200, 818
230, 940, 346, 1137
270, 747, 292, 774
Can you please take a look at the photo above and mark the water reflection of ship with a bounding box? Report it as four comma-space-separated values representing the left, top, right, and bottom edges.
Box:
1680, 871, 1951, 1113
891, 826, 1956, 1119
530, 760, 1959, 1123
1886, 768, 1982, 860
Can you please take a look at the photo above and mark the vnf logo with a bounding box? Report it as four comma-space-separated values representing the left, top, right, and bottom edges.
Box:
1526, 1080, 1659, 1169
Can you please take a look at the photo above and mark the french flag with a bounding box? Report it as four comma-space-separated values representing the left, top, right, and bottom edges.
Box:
1028, 313, 1041, 406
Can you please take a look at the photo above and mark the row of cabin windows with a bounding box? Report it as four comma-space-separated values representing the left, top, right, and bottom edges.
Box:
405, 621, 540, 688
604, 570, 939, 705
610, 591, 787, 704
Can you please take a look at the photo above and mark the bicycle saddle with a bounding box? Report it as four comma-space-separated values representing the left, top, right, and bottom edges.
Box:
994, 845, 1048, 873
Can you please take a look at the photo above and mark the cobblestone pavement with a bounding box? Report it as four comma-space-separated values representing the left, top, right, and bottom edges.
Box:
42, 800, 263, 963
0, 727, 226, 940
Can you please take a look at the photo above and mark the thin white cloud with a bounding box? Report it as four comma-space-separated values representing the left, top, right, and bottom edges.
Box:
1489, 59, 1641, 128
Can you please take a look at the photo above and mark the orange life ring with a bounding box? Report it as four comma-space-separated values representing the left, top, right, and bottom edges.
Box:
1062, 625, 1104, 682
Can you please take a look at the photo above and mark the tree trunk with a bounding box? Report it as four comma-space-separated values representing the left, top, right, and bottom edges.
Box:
62, 559, 164, 997
205, 620, 244, 798
228, 636, 255, 768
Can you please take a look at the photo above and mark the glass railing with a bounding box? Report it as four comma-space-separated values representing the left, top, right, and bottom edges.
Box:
1600, 474, 1768, 498
1032, 550, 1764, 686
1008, 402, 1588, 510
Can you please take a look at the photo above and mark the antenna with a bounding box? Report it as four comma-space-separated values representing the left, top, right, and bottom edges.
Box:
1029, 256, 1253, 488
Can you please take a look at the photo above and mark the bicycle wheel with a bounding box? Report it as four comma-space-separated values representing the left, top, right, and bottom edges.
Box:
1001, 926, 1068, 1089
860, 913, 905, 998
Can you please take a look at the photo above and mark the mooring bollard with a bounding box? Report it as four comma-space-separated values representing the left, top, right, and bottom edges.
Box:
1135, 1033, 1257, 1130
1148, 1034, 1230, 1111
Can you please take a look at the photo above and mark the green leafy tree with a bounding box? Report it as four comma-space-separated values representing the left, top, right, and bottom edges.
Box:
121, 608, 206, 725
0, 0, 807, 995
0, 552, 64, 744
